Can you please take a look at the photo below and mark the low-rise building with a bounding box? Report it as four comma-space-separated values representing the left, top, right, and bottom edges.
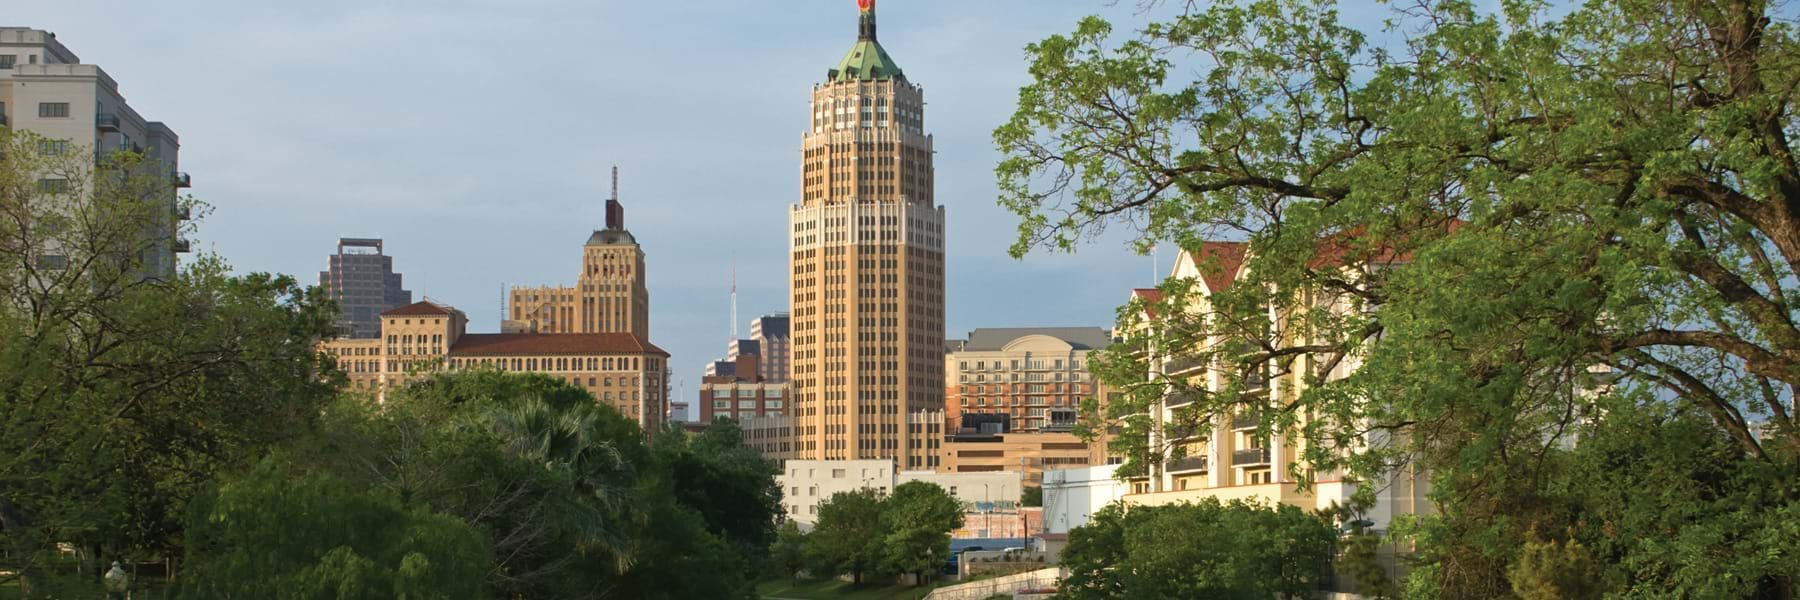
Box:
321, 300, 671, 430
776, 458, 1025, 533
698, 353, 790, 422
945, 328, 1111, 433
1040, 465, 1127, 534
941, 415, 1108, 487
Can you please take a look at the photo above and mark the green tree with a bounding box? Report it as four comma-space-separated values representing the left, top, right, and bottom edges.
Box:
806, 489, 888, 585
880, 481, 964, 582
654, 418, 782, 567
1021, 486, 1044, 507
0, 130, 337, 591
770, 522, 809, 581
180, 458, 488, 599
1055, 499, 1334, 599
998, 0, 1800, 595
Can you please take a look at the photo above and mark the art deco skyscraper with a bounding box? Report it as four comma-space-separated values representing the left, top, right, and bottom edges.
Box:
508, 167, 651, 338
790, 0, 946, 462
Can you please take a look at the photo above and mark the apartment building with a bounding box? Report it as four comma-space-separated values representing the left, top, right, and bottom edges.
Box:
319, 238, 413, 339
322, 300, 671, 430
1116, 243, 1429, 528
945, 327, 1110, 432
1, 27, 189, 278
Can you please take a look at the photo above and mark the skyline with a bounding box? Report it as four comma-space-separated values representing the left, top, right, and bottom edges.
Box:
6, 1, 1183, 387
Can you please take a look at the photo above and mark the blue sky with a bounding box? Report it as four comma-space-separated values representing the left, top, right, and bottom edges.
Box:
19, 1, 1418, 400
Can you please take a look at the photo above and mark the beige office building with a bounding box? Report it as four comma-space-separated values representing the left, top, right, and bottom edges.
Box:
508, 168, 650, 338
323, 300, 671, 429
1, 27, 189, 278
790, 0, 946, 461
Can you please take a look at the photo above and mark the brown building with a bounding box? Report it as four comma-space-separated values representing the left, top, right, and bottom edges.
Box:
507, 167, 650, 338
945, 328, 1110, 433
790, 0, 946, 461
940, 420, 1107, 487
698, 353, 791, 423
322, 300, 671, 429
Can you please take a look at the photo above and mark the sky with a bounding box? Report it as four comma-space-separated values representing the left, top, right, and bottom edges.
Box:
11, 0, 1214, 399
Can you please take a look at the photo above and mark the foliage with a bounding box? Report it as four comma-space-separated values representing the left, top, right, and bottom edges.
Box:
1338, 525, 1396, 599
1055, 499, 1334, 599
1001, 0, 1800, 596
879, 482, 964, 580
653, 418, 782, 570
179, 458, 487, 599
770, 522, 809, 581
1505, 531, 1605, 600
1020, 486, 1043, 507
806, 489, 889, 585
0, 130, 337, 590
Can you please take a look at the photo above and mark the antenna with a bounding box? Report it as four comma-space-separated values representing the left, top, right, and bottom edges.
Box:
611, 165, 620, 203
730, 259, 739, 342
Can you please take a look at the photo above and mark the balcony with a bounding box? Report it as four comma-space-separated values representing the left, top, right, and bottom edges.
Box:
175, 204, 191, 221
173, 171, 192, 188
1165, 392, 1198, 409
96, 114, 121, 132
1164, 354, 1205, 376
1232, 447, 1271, 467
1167, 455, 1208, 474
172, 238, 192, 254
1232, 411, 1260, 430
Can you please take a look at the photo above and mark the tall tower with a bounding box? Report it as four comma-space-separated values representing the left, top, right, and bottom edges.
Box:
579, 167, 651, 337
790, 0, 946, 463
507, 167, 651, 337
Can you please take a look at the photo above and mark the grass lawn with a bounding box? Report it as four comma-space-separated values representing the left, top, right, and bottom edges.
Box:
757, 578, 937, 600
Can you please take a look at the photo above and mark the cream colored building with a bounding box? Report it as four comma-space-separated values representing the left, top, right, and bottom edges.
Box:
1, 27, 188, 278
945, 328, 1110, 433
776, 458, 1021, 530
1116, 243, 1429, 528
323, 300, 671, 429
789, 2, 946, 462
508, 168, 650, 338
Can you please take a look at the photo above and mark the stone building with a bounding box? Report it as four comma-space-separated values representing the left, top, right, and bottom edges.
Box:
507, 167, 650, 338
945, 327, 1110, 433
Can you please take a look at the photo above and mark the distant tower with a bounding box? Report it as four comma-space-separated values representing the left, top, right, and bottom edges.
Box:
789, 0, 945, 463
731, 259, 739, 341
320, 238, 413, 339
505, 165, 651, 337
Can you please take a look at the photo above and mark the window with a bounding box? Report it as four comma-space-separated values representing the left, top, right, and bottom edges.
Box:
713, 400, 730, 410
0, 55, 14, 69
37, 102, 69, 118
831, 469, 845, 479
36, 179, 69, 194
35, 254, 67, 270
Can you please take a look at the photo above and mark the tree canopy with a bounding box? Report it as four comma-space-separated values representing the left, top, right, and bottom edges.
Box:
1056, 499, 1335, 600
1000, 0, 1800, 596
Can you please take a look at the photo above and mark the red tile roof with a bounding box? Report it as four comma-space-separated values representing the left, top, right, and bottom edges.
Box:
450, 333, 669, 357
381, 301, 456, 317
1188, 241, 1249, 293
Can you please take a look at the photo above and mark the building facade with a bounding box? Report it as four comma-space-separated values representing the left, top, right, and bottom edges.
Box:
945, 328, 1110, 433
322, 300, 671, 429
790, 0, 946, 461
750, 313, 792, 383
1, 27, 188, 278
507, 168, 650, 338
776, 458, 1022, 531
940, 425, 1107, 487
319, 238, 413, 339
698, 353, 791, 423
1116, 244, 1430, 529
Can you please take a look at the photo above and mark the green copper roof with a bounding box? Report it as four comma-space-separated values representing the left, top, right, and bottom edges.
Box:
830, 39, 904, 82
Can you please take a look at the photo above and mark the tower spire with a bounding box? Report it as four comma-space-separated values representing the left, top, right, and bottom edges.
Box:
605, 165, 625, 230
858, 0, 877, 41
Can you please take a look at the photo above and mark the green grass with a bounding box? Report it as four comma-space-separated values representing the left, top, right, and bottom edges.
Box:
757, 578, 937, 600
